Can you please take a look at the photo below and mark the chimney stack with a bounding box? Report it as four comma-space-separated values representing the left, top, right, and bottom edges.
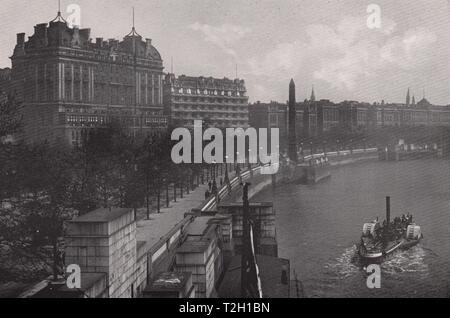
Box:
16, 33, 25, 45
96, 37, 103, 48
281, 265, 288, 285
146, 38, 152, 54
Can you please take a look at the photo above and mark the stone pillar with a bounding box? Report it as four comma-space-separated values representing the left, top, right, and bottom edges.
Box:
65, 207, 137, 298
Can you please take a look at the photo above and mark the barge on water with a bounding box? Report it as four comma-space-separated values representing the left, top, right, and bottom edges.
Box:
299, 155, 331, 184
358, 197, 423, 263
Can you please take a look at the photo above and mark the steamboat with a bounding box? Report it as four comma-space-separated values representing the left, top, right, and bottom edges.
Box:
358, 197, 423, 263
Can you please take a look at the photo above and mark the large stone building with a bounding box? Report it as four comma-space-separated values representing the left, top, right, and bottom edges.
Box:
10, 11, 167, 146
164, 74, 249, 129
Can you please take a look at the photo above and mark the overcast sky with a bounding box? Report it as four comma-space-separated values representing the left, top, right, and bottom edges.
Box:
1, 0, 450, 104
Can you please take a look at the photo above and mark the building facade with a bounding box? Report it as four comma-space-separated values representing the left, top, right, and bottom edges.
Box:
0, 68, 11, 94
10, 12, 167, 146
164, 74, 249, 129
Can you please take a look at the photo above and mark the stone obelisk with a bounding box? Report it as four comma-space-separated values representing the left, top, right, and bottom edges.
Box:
288, 79, 297, 163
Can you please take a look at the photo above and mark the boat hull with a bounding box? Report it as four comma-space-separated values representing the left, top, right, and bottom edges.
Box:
358, 237, 422, 263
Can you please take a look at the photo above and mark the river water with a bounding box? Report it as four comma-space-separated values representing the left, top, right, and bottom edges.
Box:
252, 159, 450, 297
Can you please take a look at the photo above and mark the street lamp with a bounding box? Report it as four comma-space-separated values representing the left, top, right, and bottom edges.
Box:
259, 147, 264, 167
164, 177, 169, 208
225, 155, 229, 181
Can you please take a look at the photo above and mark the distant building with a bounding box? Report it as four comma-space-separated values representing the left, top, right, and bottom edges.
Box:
164, 74, 249, 129
0, 68, 11, 94
10, 11, 167, 146
248, 101, 288, 149
249, 84, 450, 147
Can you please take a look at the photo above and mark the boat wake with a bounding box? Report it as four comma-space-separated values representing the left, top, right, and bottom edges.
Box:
325, 245, 429, 279
324, 245, 360, 278
381, 246, 429, 276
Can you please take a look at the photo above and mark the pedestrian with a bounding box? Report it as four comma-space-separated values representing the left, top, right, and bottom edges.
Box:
208, 181, 212, 191
212, 181, 218, 195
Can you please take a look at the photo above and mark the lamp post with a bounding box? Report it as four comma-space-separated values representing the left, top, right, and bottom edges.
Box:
165, 178, 169, 208
225, 155, 229, 181
186, 170, 190, 195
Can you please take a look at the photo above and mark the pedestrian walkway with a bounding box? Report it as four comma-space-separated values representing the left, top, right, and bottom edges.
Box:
136, 182, 210, 253
136, 167, 237, 254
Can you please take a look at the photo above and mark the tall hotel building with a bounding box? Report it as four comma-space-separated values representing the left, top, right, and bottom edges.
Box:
163, 74, 249, 129
10, 11, 167, 146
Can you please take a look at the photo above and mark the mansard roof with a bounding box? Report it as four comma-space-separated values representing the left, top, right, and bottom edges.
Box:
13, 15, 162, 62
165, 73, 246, 91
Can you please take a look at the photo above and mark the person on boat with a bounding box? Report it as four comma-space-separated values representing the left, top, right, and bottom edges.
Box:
375, 225, 382, 237
401, 214, 407, 224
394, 217, 399, 226
360, 237, 367, 252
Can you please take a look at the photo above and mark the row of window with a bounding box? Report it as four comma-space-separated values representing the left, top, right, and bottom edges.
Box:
171, 87, 245, 97
174, 117, 247, 127
66, 115, 167, 124
174, 112, 247, 119
173, 96, 247, 104
323, 110, 339, 122
374, 112, 450, 122
172, 105, 247, 112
